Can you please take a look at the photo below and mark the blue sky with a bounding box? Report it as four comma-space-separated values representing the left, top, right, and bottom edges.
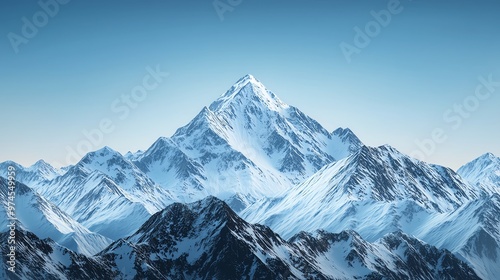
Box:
1, 0, 499, 169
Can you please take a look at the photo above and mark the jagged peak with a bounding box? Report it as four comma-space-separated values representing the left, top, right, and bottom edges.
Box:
33, 159, 50, 166
95, 146, 119, 155
134, 196, 234, 237
355, 144, 406, 158
477, 152, 498, 163
377, 144, 403, 154
151, 136, 175, 147
332, 127, 354, 136
29, 159, 57, 171
0, 160, 25, 169
157, 196, 228, 217
77, 146, 124, 167
187, 195, 230, 212
458, 152, 499, 174
209, 74, 288, 113
332, 127, 362, 146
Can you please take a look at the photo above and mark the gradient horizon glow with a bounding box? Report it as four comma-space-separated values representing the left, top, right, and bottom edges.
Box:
1, 0, 499, 170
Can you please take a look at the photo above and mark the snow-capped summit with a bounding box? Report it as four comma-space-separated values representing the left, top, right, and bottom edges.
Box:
458, 152, 500, 195
77, 146, 148, 190
133, 75, 363, 209
209, 74, 288, 113
0, 159, 62, 187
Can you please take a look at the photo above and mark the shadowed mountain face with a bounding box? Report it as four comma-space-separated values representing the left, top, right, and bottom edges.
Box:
98, 197, 479, 280
0, 229, 117, 280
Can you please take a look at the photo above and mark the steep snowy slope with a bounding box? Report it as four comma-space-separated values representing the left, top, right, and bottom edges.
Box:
417, 194, 500, 280
242, 144, 478, 240
0, 229, 115, 280
206, 74, 360, 178
458, 153, 500, 195
242, 145, 500, 278
100, 196, 479, 280
0, 177, 111, 255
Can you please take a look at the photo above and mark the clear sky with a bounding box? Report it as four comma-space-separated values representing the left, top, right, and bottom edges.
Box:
1, 0, 499, 170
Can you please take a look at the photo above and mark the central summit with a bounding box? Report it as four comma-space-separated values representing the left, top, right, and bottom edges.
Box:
209, 74, 288, 113
131, 74, 363, 212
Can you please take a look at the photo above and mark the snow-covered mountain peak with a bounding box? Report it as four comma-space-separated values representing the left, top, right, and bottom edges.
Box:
78, 146, 124, 167
135, 75, 364, 205
242, 144, 478, 241
209, 74, 288, 113
461, 153, 499, 172
458, 152, 500, 195
94, 146, 120, 157
31, 159, 50, 168
122, 196, 235, 246
0, 160, 63, 185
0, 160, 24, 169
332, 127, 356, 139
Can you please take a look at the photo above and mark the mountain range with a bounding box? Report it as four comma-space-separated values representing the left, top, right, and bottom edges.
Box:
1, 75, 498, 279
1, 197, 481, 280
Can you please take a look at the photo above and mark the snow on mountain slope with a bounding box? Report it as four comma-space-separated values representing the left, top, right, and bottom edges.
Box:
291, 230, 480, 280
99, 196, 479, 280
205, 74, 362, 182
458, 153, 500, 195
28, 147, 176, 240
76, 146, 175, 212
0, 159, 64, 187
132, 137, 207, 198
100, 196, 305, 279
33, 167, 154, 240
242, 144, 478, 240
0, 177, 111, 256
134, 74, 362, 209
2, 74, 361, 243
417, 194, 500, 280
0, 229, 115, 280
